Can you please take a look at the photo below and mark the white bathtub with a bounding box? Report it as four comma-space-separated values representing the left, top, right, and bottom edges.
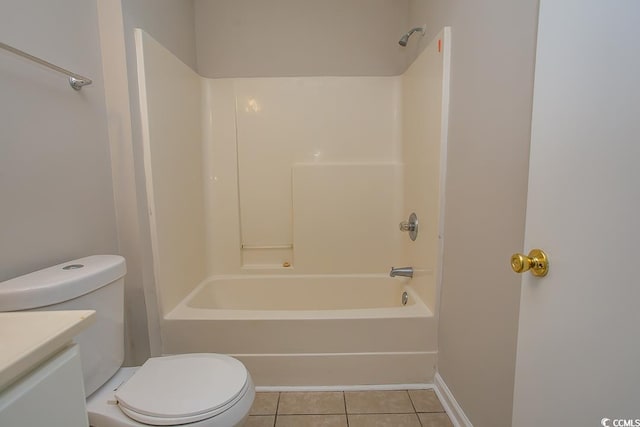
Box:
163, 275, 436, 386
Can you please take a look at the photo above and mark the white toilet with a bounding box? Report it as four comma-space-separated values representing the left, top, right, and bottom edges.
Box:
0, 255, 254, 426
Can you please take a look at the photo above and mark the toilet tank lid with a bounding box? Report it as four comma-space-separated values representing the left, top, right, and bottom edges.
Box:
0, 255, 126, 311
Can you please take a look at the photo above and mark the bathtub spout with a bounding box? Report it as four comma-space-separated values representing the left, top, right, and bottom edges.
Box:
390, 267, 413, 278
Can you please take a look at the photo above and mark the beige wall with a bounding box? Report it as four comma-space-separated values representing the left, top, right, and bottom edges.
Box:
408, 1, 539, 426
194, 0, 410, 78
122, 0, 197, 70
0, 2, 118, 280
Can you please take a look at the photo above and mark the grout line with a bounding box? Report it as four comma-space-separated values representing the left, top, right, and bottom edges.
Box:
273, 392, 281, 427
343, 391, 349, 427
277, 412, 347, 416
346, 411, 421, 415
406, 389, 419, 414
405, 388, 427, 427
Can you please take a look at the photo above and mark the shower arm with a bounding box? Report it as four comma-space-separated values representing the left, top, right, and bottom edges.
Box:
406, 27, 425, 37
398, 25, 426, 46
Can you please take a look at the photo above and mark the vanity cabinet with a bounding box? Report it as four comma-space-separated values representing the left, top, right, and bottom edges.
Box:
0, 344, 88, 426
0, 310, 95, 426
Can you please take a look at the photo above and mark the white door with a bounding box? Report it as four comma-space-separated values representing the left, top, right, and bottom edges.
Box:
512, 1, 640, 426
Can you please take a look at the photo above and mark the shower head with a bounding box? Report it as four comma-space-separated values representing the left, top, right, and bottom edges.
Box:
398, 26, 425, 46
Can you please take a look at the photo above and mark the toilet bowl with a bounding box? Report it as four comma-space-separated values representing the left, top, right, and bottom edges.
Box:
87, 355, 254, 427
0, 255, 255, 427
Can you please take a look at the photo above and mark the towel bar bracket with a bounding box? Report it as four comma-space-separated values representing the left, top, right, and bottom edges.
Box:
68, 76, 91, 90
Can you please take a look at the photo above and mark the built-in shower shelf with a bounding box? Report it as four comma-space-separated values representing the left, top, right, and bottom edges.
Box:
241, 243, 293, 270
241, 264, 295, 272
241, 244, 293, 250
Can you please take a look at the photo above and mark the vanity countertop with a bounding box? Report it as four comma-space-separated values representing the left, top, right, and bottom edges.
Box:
0, 310, 95, 391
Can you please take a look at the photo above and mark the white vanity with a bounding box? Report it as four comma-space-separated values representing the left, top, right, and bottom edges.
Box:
0, 310, 95, 426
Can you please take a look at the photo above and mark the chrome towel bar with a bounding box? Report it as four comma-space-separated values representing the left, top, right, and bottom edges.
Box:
0, 41, 92, 90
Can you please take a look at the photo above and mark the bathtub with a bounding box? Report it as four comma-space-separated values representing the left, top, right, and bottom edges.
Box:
163, 274, 437, 386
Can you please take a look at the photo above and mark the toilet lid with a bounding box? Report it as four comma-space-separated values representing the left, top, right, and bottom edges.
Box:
115, 354, 248, 425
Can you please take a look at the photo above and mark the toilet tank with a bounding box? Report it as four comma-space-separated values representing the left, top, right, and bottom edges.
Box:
0, 255, 126, 396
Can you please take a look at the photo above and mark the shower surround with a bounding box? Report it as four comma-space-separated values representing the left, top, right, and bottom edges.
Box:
135, 27, 450, 386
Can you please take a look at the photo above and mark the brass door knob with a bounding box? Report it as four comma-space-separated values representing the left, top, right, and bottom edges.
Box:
510, 249, 549, 277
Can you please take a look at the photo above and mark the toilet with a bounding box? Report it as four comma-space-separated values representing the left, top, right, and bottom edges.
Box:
0, 255, 254, 426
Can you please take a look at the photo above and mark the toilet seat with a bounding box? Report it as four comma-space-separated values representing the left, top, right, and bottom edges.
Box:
114, 354, 248, 425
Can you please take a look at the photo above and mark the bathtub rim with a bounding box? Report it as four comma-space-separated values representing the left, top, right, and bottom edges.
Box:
165, 273, 433, 321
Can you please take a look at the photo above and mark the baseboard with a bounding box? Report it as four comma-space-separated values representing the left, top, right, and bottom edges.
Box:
434, 372, 473, 427
256, 383, 434, 392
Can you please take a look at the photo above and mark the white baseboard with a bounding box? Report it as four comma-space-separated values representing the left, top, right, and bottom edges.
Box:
434, 372, 473, 427
256, 383, 434, 392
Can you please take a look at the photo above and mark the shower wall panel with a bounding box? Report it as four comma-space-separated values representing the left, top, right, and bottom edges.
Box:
202, 79, 242, 276
203, 76, 403, 273
135, 30, 206, 314
292, 163, 403, 273
401, 29, 450, 309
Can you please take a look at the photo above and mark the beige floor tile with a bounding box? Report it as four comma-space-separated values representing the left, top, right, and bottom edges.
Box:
275, 414, 348, 427
418, 412, 454, 427
278, 392, 345, 415
348, 413, 421, 427
345, 390, 414, 414
408, 389, 444, 413
244, 415, 276, 427
251, 392, 280, 415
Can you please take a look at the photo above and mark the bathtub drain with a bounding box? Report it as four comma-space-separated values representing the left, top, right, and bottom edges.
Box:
401, 291, 408, 306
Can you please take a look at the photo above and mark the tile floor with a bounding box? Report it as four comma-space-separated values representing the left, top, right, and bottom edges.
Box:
245, 389, 453, 427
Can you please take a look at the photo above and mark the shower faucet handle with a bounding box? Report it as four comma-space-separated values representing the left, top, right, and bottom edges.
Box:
399, 213, 418, 241
399, 221, 416, 232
